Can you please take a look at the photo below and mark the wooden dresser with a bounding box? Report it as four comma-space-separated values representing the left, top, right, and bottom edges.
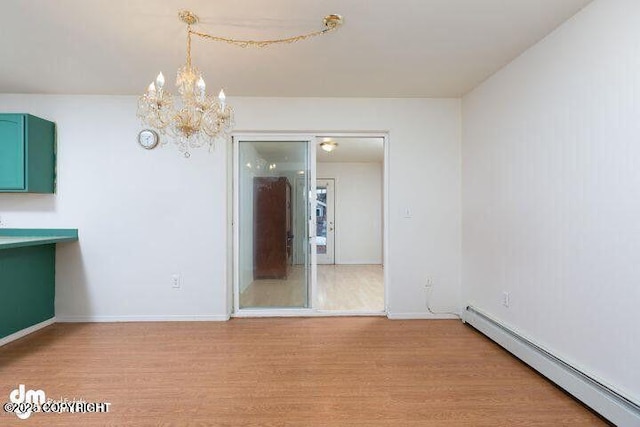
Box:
253, 177, 293, 279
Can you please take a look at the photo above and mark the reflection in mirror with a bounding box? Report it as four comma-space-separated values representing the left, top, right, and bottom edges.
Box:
238, 141, 309, 309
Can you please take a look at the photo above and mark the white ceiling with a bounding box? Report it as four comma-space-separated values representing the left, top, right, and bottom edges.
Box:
0, 0, 592, 97
317, 138, 384, 163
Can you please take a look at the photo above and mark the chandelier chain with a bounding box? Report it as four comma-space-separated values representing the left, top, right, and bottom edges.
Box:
186, 24, 192, 67
188, 25, 339, 49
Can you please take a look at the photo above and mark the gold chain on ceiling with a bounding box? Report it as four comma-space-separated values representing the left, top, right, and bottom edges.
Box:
179, 10, 343, 51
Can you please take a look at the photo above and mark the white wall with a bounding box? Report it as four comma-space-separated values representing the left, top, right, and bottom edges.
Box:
0, 96, 461, 320
462, 0, 640, 403
317, 162, 383, 265
0, 96, 229, 321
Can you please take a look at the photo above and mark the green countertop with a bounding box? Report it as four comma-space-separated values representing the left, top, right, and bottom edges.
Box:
0, 229, 78, 250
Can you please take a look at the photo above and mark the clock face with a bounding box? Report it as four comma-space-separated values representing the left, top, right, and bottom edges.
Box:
138, 129, 159, 149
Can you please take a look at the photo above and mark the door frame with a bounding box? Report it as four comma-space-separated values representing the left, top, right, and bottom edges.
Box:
230, 131, 389, 317
232, 133, 317, 317
316, 178, 336, 265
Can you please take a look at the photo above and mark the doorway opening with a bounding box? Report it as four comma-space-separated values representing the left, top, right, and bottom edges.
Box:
315, 137, 385, 312
232, 133, 387, 316
316, 179, 335, 264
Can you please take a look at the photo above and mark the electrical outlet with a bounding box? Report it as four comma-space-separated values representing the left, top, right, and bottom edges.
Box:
502, 291, 510, 308
172, 274, 181, 289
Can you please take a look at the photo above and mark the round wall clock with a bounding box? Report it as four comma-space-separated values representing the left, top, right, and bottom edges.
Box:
137, 129, 159, 149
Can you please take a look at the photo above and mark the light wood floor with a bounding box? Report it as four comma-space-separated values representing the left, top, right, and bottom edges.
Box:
317, 265, 384, 311
240, 266, 307, 308
240, 265, 384, 311
0, 319, 608, 426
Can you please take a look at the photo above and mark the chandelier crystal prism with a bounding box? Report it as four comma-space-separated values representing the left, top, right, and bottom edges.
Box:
137, 10, 343, 157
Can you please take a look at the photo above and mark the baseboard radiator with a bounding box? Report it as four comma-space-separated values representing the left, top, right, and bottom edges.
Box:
464, 306, 640, 426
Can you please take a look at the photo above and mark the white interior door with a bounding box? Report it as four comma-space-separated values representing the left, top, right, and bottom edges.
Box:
316, 179, 335, 265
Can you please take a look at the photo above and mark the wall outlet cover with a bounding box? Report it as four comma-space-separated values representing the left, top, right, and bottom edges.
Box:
171, 274, 181, 289
502, 292, 510, 308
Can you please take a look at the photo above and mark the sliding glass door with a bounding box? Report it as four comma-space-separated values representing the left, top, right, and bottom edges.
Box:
234, 136, 316, 311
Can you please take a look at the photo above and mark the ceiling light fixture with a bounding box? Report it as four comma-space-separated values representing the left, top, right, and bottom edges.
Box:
137, 10, 344, 157
320, 141, 338, 152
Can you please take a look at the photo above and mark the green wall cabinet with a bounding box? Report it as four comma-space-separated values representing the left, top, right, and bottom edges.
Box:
0, 113, 56, 193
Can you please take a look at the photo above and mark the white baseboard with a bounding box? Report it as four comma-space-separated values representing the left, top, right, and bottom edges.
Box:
387, 312, 459, 320
56, 314, 231, 322
464, 306, 640, 426
0, 317, 56, 347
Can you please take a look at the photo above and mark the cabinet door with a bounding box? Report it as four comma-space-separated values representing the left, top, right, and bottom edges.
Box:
0, 116, 25, 190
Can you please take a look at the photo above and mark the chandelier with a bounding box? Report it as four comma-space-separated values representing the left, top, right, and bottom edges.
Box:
137, 10, 344, 157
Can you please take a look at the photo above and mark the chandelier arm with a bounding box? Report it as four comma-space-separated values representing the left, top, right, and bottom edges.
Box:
156, 106, 172, 129
188, 25, 339, 49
